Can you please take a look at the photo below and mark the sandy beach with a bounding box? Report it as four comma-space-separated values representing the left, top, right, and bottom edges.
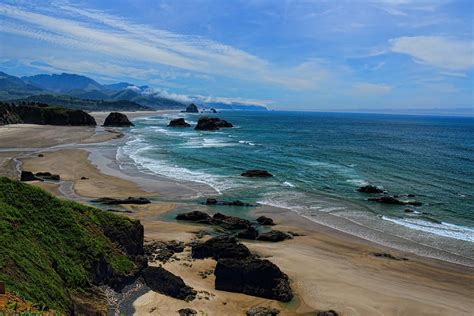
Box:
1, 112, 473, 315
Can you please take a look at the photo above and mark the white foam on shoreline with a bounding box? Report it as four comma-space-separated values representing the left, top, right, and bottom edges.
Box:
382, 216, 474, 243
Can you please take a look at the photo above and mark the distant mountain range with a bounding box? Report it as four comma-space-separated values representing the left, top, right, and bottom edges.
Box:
0, 71, 267, 111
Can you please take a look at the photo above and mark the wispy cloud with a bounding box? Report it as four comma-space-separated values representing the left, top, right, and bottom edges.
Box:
389, 36, 474, 71
352, 83, 392, 95
0, 2, 329, 91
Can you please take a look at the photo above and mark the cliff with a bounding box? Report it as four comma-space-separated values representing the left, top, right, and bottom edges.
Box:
0, 102, 96, 126
0, 177, 145, 313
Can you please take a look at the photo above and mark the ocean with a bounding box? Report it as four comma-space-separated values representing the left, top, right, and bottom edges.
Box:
117, 111, 474, 264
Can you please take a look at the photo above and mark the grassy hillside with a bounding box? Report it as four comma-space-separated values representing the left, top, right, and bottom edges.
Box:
0, 177, 144, 312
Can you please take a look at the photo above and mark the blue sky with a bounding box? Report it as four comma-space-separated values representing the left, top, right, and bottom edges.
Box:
0, 0, 473, 111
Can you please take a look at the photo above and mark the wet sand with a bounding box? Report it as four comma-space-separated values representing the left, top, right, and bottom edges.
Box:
1, 112, 473, 315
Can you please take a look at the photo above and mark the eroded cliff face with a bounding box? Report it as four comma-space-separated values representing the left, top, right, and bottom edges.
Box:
0, 102, 96, 126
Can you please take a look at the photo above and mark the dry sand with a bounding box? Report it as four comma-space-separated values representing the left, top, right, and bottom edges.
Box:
1, 114, 473, 315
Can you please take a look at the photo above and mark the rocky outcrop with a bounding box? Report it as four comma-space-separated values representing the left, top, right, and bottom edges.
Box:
241, 170, 273, 178
205, 198, 256, 207
192, 236, 252, 260
368, 196, 422, 206
214, 257, 293, 302
35, 172, 60, 181
246, 307, 280, 316
178, 308, 197, 316
144, 240, 184, 263
1, 103, 96, 126
176, 211, 212, 223
357, 185, 383, 194
211, 213, 251, 230
256, 216, 275, 226
195, 117, 233, 131
256, 231, 293, 242
102, 218, 144, 256
20, 171, 43, 182
91, 197, 151, 205
237, 226, 259, 240
142, 266, 196, 301
103, 112, 134, 127
185, 103, 199, 113
168, 118, 190, 127
0, 103, 22, 125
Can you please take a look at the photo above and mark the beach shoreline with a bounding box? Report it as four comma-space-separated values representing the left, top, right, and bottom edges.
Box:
1, 111, 473, 315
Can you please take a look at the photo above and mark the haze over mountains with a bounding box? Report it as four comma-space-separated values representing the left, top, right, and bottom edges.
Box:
0, 72, 267, 111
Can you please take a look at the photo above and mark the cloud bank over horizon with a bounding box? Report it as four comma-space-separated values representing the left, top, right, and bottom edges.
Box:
0, 0, 472, 111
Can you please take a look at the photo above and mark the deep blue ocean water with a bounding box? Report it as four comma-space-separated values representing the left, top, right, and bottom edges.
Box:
118, 111, 474, 260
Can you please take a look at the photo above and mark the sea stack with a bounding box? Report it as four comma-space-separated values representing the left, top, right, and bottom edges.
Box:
195, 117, 233, 131
103, 112, 134, 127
168, 118, 191, 127
185, 103, 199, 113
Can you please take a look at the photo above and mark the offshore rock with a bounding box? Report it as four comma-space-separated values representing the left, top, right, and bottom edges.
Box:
103, 112, 134, 127
241, 170, 273, 178
168, 118, 191, 127
195, 117, 233, 131
357, 185, 383, 194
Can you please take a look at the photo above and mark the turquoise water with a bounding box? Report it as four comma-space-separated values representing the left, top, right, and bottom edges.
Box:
118, 111, 474, 260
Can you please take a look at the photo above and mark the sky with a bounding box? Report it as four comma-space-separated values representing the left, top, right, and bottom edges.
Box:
0, 0, 473, 111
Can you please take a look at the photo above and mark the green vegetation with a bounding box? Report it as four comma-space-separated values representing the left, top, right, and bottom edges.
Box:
0, 177, 141, 312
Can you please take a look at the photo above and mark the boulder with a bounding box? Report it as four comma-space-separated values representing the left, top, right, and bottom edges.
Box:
176, 211, 212, 223
214, 257, 293, 302
103, 112, 134, 127
20, 171, 43, 182
241, 170, 273, 178
256, 231, 292, 242
246, 306, 280, 316
178, 308, 197, 316
210, 108, 217, 113
91, 197, 151, 205
142, 266, 196, 301
191, 236, 252, 260
185, 103, 199, 113
168, 118, 191, 127
211, 213, 251, 230
317, 311, 339, 316
195, 117, 233, 131
145, 240, 185, 263
357, 185, 383, 194
256, 216, 275, 226
35, 172, 60, 181
238, 226, 259, 240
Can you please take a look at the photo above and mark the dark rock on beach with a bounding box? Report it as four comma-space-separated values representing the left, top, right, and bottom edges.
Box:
145, 240, 185, 263
192, 236, 252, 260
371, 252, 408, 261
214, 257, 293, 302
357, 185, 383, 194
176, 211, 212, 223
178, 308, 197, 316
142, 266, 196, 301
35, 172, 60, 181
256, 230, 293, 242
256, 216, 275, 226
317, 310, 339, 316
91, 197, 151, 205
20, 171, 43, 182
238, 226, 259, 240
241, 170, 273, 178
185, 103, 199, 113
246, 306, 280, 316
195, 117, 233, 131
168, 118, 191, 127
211, 212, 252, 230
103, 112, 134, 127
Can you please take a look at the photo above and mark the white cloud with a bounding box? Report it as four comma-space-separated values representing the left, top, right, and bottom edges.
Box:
352, 83, 392, 95
0, 2, 330, 91
389, 36, 474, 71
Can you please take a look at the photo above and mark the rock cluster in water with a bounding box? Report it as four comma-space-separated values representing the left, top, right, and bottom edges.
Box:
168, 118, 191, 127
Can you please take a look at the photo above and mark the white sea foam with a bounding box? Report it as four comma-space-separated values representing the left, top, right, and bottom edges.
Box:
282, 181, 295, 187
382, 216, 474, 242
238, 140, 256, 146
